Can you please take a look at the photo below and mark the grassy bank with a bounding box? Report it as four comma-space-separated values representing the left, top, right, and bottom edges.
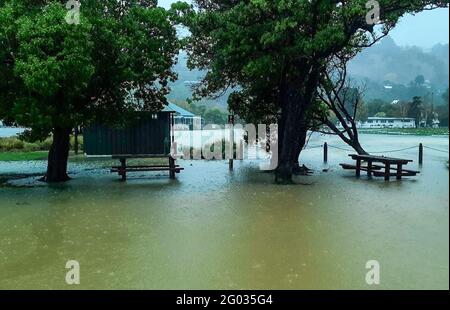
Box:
359, 127, 449, 136
0, 151, 49, 161
0, 136, 83, 161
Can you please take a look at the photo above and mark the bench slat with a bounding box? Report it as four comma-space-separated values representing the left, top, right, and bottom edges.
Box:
111, 167, 184, 173
372, 171, 418, 177
340, 163, 419, 178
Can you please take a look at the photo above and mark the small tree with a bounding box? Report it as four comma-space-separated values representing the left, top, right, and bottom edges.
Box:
436, 88, 449, 127
408, 96, 424, 128
318, 55, 368, 155
415, 74, 426, 86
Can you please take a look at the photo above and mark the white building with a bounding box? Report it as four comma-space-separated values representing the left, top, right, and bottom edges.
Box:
361, 117, 416, 129
166, 102, 203, 130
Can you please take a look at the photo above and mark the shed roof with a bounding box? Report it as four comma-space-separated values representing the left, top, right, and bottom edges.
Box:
368, 117, 415, 121
163, 102, 196, 117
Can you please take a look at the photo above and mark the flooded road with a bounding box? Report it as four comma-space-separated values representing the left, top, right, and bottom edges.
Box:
0, 134, 448, 289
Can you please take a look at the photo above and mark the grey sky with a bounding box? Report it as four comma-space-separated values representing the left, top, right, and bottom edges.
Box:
389, 8, 449, 48
158, 1, 449, 48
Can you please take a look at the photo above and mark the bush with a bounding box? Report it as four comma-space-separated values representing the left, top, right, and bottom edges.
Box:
0, 138, 25, 151
0, 135, 83, 152
70, 135, 84, 151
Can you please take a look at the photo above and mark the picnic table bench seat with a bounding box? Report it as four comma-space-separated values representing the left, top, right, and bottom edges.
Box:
341, 154, 420, 181
111, 156, 183, 180
340, 163, 382, 171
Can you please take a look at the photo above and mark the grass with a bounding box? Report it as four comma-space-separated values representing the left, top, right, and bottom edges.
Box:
0, 151, 49, 161
359, 127, 449, 136
0, 135, 84, 161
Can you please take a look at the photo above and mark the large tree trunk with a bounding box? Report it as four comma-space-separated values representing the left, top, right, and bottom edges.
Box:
325, 120, 369, 155
292, 127, 310, 175
275, 91, 305, 184
275, 64, 320, 184
42, 127, 71, 183
351, 139, 368, 156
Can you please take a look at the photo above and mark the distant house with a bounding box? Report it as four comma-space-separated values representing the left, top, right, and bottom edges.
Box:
431, 118, 441, 128
167, 102, 203, 130
361, 117, 416, 129
420, 113, 441, 128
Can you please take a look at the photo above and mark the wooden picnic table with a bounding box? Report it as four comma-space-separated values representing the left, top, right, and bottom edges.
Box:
342, 154, 418, 181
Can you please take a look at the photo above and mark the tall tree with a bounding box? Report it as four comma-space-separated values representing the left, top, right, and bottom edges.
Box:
174, 0, 448, 183
409, 96, 424, 127
318, 55, 369, 155
436, 88, 449, 126
0, 0, 179, 182
415, 74, 426, 86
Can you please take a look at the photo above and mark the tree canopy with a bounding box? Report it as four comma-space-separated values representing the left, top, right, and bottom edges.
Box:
173, 0, 448, 182
0, 0, 179, 181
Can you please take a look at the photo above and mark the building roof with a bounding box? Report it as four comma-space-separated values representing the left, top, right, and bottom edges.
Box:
163, 102, 196, 117
368, 117, 415, 121
125, 89, 195, 117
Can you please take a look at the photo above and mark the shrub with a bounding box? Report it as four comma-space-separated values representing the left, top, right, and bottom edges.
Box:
0, 138, 25, 151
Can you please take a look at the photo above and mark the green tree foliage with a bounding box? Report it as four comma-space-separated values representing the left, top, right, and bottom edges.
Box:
0, 0, 179, 182
173, 0, 448, 183
409, 96, 424, 127
436, 88, 449, 126
204, 108, 228, 124
415, 74, 426, 86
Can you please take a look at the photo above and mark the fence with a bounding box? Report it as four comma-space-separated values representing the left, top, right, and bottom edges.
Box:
303, 142, 449, 165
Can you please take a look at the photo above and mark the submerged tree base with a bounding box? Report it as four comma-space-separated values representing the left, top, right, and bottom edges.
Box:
39, 174, 71, 183
293, 164, 314, 176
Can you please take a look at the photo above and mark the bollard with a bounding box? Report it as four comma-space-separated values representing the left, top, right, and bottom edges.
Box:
419, 143, 423, 165
324, 142, 328, 163
119, 158, 126, 181
74, 126, 79, 155
228, 115, 235, 170
239, 139, 244, 160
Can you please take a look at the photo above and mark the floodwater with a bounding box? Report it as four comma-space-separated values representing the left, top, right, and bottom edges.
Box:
0, 133, 448, 289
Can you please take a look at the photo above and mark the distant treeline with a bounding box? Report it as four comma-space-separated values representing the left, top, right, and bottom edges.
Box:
170, 100, 230, 125
362, 88, 449, 127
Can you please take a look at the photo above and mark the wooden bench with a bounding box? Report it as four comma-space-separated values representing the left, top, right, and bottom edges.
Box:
371, 164, 419, 175
111, 156, 183, 180
341, 154, 420, 181
340, 163, 382, 171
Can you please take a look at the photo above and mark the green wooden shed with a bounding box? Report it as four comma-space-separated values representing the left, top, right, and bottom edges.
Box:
84, 111, 172, 157
83, 106, 183, 180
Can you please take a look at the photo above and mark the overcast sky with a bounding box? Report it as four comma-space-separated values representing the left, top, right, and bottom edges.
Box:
158, 1, 449, 49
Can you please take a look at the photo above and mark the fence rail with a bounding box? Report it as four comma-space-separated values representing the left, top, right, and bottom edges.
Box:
302, 142, 449, 164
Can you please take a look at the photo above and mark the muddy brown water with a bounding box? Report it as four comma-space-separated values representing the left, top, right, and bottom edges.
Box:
0, 134, 448, 289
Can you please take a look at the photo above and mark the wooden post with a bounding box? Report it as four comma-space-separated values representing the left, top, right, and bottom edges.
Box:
228, 115, 234, 170
74, 126, 79, 155
323, 142, 328, 163
356, 159, 361, 177
239, 139, 244, 160
169, 156, 176, 179
120, 158, 126, 181
367, 160, 373, 177
171, 113, 175, 143
396, 164, 403, 180
266, 125, 271, 153
419, 143, 424, 165
384, 162, 390, 181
